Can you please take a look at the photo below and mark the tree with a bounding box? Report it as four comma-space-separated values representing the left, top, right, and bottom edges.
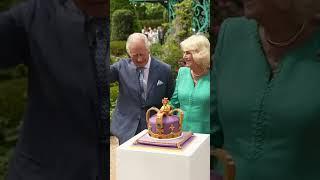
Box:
0, 0, 21, 11
110, 0, 133, 15
144, 3, 166, 20
111, 9, 135, 41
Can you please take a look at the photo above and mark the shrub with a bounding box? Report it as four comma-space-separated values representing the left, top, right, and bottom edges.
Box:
161, 39, 183, 76
0, 78, 27, 143
0, 69, 13, 81
110, 41, 127, 57
0, 65, 28, 81
0, 78, 27, 179
144, 4, 165, 20
150, 41, 182, 78
163, 9, 169, 22
111, 9, 135, 41
170, 0, 194, 43
147, 0, 193, 78
110, 56, 118, 65
150, 43, 163, 58
110, 83, 119, 117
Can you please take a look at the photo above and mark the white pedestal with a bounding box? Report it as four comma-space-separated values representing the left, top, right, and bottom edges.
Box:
116, 130, 210, 180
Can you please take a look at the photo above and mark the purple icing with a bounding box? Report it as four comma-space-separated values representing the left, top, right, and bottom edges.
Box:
135, 132, 194, 148
149, 114, 180, 134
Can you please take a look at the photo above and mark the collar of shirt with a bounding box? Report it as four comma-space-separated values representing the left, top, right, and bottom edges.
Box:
144, 55, 151, 71
130, 55, 151, 70
130, 55, 151, 84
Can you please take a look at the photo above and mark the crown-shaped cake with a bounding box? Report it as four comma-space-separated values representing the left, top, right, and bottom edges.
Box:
146, 98, 184, 139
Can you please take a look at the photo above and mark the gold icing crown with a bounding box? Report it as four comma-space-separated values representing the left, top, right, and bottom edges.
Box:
146, 98, 184, 139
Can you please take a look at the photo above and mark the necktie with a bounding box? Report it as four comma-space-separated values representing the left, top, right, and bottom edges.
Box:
137, 67, 146, 101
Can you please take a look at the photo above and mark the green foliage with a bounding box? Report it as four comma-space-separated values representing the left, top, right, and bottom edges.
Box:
0, 0, 21, 11
110, 0, 168, 34
138, 19, 164, 29
0, 148, 13, 179
150, 41, 182, 77
170, 0, 194, 43
0, 1, 27, 178
160, 40, 182, 76
163, 9, 169, 22
110, 0, 133, 15
110, 56, 118, 65
144, 4, 166, 20
110, 83, 119, 117
0, 69, 13, 81
132, 4, 147, 20
0, 78, 27, 179
0, 78, 26, 128
110, 41, 127, 57
111, 9, 135, 41
150, 43, 163, 58
111, 55, 129, 64
0, 65, 28, 81
147, 0, 193, 77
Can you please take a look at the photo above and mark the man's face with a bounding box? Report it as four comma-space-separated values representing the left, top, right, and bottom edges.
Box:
129, 40, 149, 68
73, 0, 108, 17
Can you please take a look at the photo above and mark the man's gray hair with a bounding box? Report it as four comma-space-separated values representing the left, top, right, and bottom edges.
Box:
126, 33, 151, 56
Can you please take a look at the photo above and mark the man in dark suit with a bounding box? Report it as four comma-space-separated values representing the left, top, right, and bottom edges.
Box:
0, 0, 109, 179
157, 26, 165, 45
110, 33, 174, 144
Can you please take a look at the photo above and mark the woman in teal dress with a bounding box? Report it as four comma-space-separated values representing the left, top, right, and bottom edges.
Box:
170, 34, 210, 134
212, 0, 320, 179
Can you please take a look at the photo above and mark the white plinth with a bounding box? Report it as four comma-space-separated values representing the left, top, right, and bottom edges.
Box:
116, 130, 210, 180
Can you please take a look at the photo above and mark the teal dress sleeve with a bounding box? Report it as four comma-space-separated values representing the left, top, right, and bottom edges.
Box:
169, 67, 182, 109
211, 67, 223, 148
211, 19, 229, 148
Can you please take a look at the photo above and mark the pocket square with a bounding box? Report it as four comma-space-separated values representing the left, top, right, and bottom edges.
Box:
156, 80, 164, 86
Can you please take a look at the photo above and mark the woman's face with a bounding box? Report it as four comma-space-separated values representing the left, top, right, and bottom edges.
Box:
183, 51, 195, 67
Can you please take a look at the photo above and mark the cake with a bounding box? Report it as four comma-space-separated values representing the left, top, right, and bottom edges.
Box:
146, 98, 184, 139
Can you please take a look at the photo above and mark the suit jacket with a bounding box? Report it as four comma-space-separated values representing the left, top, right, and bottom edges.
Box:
110, 58, 174, 144
0, 0, 108, 179
158, 29, 164, 40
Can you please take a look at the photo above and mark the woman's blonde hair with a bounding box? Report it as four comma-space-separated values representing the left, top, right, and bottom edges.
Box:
180, 34, 210, 70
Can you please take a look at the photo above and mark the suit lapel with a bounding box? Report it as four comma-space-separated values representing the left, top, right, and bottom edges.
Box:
146, 58, 159, 100
127, 60, 140, 94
